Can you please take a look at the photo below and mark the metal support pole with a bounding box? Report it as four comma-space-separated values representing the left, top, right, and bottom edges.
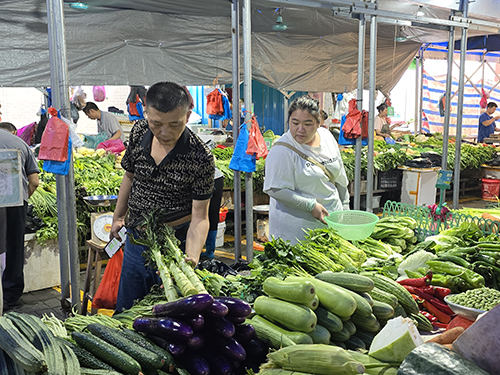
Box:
354, 14, 366, 210
366, 13, 377, 212
46, 0, 80, 313
419, 49, 424, 133
440, 23, 455, 205
243, 0, 253, 262
231, 0, 242, 262
414, 55, 420, 135
453, 0, 469, 209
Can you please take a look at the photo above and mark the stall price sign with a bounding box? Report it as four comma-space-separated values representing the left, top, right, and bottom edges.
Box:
0, 149, 23, 208
436, 169, 453, 190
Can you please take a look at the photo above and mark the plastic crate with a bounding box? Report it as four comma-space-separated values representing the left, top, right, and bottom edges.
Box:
377, 169, 402, 190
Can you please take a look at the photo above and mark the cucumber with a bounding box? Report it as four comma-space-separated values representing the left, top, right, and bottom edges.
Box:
314, 306, 343, 334
253, 296, 317, 333
315, 271, 375, 292
330, 340, 347, 349
367, 287, 398, 308
344, 336, 366, 351
343, 288, 373, 317
306, 324, 331, 344
350, 313, 381, 333
342, 320, 357, 337
393, 302, 408, 318
351, 330, 375, 347
367, 274, 419, 315
251, 315, 313, 345
304, 294, 319, 311
263, 277, 315, 304
87, 323, 164, 371
410, 313, 433, 332
56, 338, 115, 371
303, 278, 357, 318
329, 326, 351, 342
72, 332, 142, 375
358, 292, 374, 306
371, 300, 395, 320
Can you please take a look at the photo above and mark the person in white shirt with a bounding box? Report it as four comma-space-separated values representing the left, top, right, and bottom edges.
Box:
374, 103, 397, 138
83, 102, 126, 142
264, 96, 350, 244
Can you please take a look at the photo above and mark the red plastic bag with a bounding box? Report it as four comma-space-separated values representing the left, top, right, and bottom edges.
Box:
92, 249, 123, 310
93, 86, 106, 102
480, 88, 489, 109
97, 139, 126, 154
246, 115, 268, 159
38, 115, 69, 162
206, 90, 224, 115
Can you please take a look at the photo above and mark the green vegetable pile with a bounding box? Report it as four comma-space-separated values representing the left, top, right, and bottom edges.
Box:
448, 287, 500, 311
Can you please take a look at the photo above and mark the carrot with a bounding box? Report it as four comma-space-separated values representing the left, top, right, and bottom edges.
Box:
427, 326, 465, 345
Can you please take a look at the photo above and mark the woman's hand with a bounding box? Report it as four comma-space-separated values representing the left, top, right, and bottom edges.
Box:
311, 202, 329, 224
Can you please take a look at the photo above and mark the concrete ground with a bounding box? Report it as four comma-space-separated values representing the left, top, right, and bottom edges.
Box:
4, 195, 497, 319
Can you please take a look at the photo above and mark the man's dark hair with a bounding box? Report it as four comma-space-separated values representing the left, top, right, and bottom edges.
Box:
83, 102, 99, 114
487, 102, 498, 109
146, 82, 190, 113
0, 122, 17, 133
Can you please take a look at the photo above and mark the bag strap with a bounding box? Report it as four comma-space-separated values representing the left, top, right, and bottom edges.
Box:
274, 141, 335, 184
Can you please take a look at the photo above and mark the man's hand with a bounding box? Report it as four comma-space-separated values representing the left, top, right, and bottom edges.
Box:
495, 115, 500, 121
110, 218, 125, 240
311, 202, 329, 224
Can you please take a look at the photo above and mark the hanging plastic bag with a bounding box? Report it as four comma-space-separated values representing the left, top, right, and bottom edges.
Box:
246, 115, 268, 159
17, 122, 36, 146
71, 86, 87, 110
480, 88, 489, 109
97, 139, 126, 154
83, 132, 109, 149
60, 115, 84, 149
92, 248, 124, 310
43, 136, 72, 175
93, 86, 106, 102
38, 109, 69, 162
229, 124, 256, 173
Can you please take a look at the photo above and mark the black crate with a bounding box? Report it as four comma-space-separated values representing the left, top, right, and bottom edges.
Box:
377, 169, 402, 190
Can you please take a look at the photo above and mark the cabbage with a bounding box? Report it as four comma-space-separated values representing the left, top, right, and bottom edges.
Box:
397, 250, 436, 277
425, 234, 464, 253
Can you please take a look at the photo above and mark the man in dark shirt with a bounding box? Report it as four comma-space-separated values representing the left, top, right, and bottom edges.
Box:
478, 102, 500, 142
110, 82, 215, 311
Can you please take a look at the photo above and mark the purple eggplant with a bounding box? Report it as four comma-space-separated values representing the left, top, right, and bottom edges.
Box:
203, 300, 229, 318
152, 294, 214, 317
234, 323, 256, 343
133, 316, 193, 342
214, 297, 251, 317
212, 316, 236, 339
228, 316, 246, 325
205, 353, 234, 375
214, 337, 246, 362
243, 338, 269, 361
187, 333, 205, 351
181, 314, 205, 332
147, 335, 186, 357
178, 352, 210, 375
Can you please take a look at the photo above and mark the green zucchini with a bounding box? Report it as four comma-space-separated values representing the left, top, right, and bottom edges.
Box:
367, 274, 419, 315
342, 320, 356, 337
305, 278, 357, 318
72, 332, 142, 375
410, 313, 433, 332
314, 306, 343, 334
87, 323, 164, 371
358, 292, 374, 306
254, 296, 317, 333
398, 342, 490, 375
315, 271, 375, 292
263, 277, 316, 304
368, 287, 399, 308
57, 338, 115, 371
372, 300, 395, 320
329, 326, 351, 342
306, 324, 331, 344
350, 313, 381, 333
250, 315, 313, 345
330, 340, 347, 349
0, 316, 47, 373
247, 316, 298, 349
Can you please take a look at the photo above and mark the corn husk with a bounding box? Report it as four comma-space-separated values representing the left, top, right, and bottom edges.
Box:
266, 344, 365, 375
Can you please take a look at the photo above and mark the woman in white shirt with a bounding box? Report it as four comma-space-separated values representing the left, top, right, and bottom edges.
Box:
264, 96, 350, 244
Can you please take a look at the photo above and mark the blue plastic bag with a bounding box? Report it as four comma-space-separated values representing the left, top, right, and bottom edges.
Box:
43, 137, 72, 175
229, 125, 256, 173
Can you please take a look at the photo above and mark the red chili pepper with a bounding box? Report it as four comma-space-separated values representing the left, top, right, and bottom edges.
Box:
398, 276, 430, 287
419, 310, 437, 323
433, 286, 451, 300
411, 294, 424, 303
417, 285, 435, 295
429, 298, 455, 316
432, 322, 449, 329
411, 287, 435, 302
423, 300, 451, 324
402, 285, 417, 294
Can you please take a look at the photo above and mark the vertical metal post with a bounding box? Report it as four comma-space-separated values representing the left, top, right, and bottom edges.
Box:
419, 49, 424, 133
366, 13, 377, 212
453, 0, 469, 209
46, 0, 80, 312
231, 0, 242, 262
440, 23, 455, 205
414, 55, 420, 135
243, 0, 253, 262
354, 14, 366, 210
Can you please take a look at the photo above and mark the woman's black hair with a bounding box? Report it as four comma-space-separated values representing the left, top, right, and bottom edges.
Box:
377, 103, 388, 113
287, 95, 321, 123
320, 110, 328, 121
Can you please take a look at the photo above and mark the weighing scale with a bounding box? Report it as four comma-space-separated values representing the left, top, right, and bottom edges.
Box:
83, 195, 118, 246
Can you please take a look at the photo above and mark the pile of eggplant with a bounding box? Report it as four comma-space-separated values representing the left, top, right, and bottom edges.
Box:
133, 294, 268, 375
